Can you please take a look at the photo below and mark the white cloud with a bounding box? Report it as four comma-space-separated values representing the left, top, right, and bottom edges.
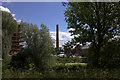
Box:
0, 6, 21, 22
0, 6, 11, 13
1, 0, 68, 2
69, 28, 75, 32
50, 31, 92, 47
50, 31, 74, 47
12, 14, 15, 17
17, 20, 21, 23
1, 0, 16, 2
14, 18, 16, 20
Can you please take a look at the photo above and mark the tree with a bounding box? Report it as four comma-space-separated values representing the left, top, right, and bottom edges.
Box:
63, 39, 76, 57
20, 22, 55, 70
2, 11, 17, 64
99, 39, 120, 69
63, 2, 120, 67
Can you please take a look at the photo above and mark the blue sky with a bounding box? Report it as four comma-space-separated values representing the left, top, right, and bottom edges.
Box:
2, 2, 68, 32
1, 2, 74, 47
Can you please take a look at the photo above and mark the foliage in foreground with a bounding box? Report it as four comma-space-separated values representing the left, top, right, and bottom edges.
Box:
9, 49, 34, 69
56, 57, 83, 63
87, 40, 120, 69
2, 11, 18, 64
99, 40, 120, 69
63, 2, 120, 67
19, 22, 55, 70
2, 64, 120, 79
9, 49, 56, 72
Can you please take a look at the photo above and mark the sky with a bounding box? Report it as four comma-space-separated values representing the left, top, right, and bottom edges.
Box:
1, 2, 74, 47
2, 2, 67, 31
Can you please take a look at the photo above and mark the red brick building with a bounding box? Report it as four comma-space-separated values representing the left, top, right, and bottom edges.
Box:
70, 44, 89, 56
9, 23, 23, 55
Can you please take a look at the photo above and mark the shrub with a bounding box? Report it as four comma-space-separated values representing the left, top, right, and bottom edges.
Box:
53, 64, 84, 71
99, 40, 120, 69
87, 40, 120, 69
86, 45, 98, 68
9, 48, 33, 69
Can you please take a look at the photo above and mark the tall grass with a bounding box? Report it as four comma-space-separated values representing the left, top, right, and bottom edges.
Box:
2, 64, 120, 79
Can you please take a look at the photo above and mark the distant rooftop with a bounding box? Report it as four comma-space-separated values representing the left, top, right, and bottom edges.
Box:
81, 46, 89, 49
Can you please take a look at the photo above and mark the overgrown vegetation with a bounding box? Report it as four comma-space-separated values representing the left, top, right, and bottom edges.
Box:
2, 11, 18, 65
99, 40, 120, 69
2, 10, 56, 77
2, 64, 120, 79
56, 57, 83, 63
2, 2, 120, 79
87, 39, 120, 69
7, 22, 56, 71
9, 49, 33, 69
63, 2, 120, 68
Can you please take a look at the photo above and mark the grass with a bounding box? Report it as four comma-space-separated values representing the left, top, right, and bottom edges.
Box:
2, 63, 120, 79
2, 57, 120, 79
3, 69, 120, 79
65, 63, 87, 65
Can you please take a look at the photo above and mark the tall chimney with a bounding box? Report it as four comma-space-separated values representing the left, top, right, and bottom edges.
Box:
56, 24, 59, 52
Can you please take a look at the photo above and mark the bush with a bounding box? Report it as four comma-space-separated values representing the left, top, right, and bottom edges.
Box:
86, 45, 98, 68
99, 40, 120, 69
9, 48, 33, 69
9, 48, 56, 72
2, 69, 43, 78
3, 64, 120, 78
53, 64, 85, 71
87, 40, 120, 69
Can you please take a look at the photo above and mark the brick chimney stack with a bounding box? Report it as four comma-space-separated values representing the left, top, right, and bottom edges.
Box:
56, 24, 59, 52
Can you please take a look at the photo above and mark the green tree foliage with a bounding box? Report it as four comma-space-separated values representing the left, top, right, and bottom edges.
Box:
2, 11, 17, 64
63, 39, 76, 57
87, 39, 120, 69
99, 40, 120, 69
9, 48, 33, 69
63, 2, 120, 67
19, 22, 55, 70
